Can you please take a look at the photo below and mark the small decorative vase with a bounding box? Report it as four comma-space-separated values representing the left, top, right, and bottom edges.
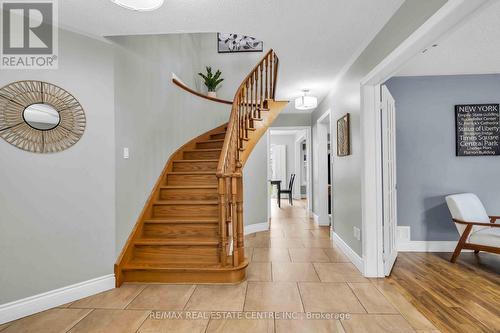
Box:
208, 91, 217, 98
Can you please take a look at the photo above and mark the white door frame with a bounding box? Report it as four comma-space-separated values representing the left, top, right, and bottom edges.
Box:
316, 110, 331, 226
267, 126, 312, 212
360, 0, 491, 277
294, 134, 306, 200
381, 85, 398, 275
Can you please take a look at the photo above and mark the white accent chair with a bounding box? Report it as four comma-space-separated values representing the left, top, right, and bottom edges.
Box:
445, 193, 500, 262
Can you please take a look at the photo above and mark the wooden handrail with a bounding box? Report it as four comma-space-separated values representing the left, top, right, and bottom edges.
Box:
216, 49, 279, 267
172, 75, 233, 105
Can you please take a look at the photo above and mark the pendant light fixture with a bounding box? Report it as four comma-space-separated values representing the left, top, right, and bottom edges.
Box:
294, 89, 318, 110
110, 0, 164, 11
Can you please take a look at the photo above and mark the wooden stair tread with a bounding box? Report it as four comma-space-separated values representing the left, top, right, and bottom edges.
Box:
123, 260, 248, 272
153, 200, 218, 205
198, 139, 225, 143
184, 148, 222, 152
167, 171, 215, 175
173, 159, 218, 163
134, 239, 219, 246
160, 185, 217, 189
144, 218, 218, 224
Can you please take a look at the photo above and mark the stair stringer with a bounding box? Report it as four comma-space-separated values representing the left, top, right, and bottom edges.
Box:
240, 100, 289, 165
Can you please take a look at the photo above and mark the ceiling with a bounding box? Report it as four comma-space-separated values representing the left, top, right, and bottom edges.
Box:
397, 0, 500, 77
60, 0, 404, 112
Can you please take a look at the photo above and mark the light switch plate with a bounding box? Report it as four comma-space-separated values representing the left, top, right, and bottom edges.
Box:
353, 226, 361, 240
123, 147, 129, 159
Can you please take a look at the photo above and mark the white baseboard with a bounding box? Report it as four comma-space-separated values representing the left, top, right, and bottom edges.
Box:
331, 231, 364, 274
0, 274, 115, 324
397, 240, 471, 252
244, 222, 270, 235
311, 212, 319, 224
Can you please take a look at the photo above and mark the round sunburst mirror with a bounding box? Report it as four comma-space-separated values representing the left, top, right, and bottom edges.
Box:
0, 81, 86, 153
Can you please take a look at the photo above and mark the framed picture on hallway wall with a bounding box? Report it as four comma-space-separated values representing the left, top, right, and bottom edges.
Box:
337, 113, 351, 156
217, 33, 263, 53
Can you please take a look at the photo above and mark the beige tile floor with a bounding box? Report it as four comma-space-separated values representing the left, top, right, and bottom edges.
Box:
0, 200, 438, 333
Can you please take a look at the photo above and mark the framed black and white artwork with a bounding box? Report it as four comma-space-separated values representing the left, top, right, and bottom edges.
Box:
217, 33, 263, 53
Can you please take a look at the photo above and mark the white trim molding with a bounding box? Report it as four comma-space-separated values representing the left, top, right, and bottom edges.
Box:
311, 212, 319, 225
244, 222, 270, 235
331, 231, 364, 274
397, 240, 470, 252
0, 274, 115, 324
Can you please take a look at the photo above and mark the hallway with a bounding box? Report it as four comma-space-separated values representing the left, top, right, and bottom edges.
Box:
0, 200, 436, 333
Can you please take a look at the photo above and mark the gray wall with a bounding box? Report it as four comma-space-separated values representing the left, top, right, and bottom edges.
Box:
111, 34, 231, 254
273, 112, 312, 127
0, 30, 115, 304
385, 74, 500, 241
244, 136, 269, 226
311, 0, 447, 255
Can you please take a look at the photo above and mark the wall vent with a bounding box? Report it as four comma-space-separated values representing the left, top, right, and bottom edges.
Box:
397, 226, 411, 243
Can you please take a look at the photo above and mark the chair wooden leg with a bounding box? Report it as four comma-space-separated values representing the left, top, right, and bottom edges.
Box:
451, 224, 472, 263
474, 250, 480, 254
450, 243, 464, 263
290, 193, 293, 205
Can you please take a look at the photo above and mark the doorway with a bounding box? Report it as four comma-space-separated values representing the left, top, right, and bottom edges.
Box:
267, 127, 312, 213
358, 0, 487, 277
316, 110, 331, 227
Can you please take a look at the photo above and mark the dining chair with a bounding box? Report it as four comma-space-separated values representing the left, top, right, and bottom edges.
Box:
279, 174, 296, 206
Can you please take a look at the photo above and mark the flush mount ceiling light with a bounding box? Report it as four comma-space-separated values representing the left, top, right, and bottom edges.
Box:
295, 89, 318, 110
110, 0, 164, 11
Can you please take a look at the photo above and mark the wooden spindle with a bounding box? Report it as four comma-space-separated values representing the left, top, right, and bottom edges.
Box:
269, 52, 274, 98
259, 64, 264, 114
218, 177, 227, 266
250, 73, 255, 118
254, 71, 258, 118
236, 175, 244, 261
265, 57, 269, 100
231, 176, 239, 266
245, 82, 250, 135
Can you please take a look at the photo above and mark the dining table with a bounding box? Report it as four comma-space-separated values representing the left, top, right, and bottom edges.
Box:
269, 179, 282, 208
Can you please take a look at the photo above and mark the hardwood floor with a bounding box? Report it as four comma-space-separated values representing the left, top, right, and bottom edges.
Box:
385, 252, 500, 333
2, 200, 444, 333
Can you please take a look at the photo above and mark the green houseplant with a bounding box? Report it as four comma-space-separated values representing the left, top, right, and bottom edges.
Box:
198, 66, 224, 98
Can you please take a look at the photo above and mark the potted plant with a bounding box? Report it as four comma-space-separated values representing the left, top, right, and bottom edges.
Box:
198, 66, 224, 98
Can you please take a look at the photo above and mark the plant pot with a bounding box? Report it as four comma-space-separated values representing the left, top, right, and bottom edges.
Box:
207, 91, 217, 98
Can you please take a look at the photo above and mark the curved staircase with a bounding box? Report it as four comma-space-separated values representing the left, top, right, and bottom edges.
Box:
115, 50, 287, 286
